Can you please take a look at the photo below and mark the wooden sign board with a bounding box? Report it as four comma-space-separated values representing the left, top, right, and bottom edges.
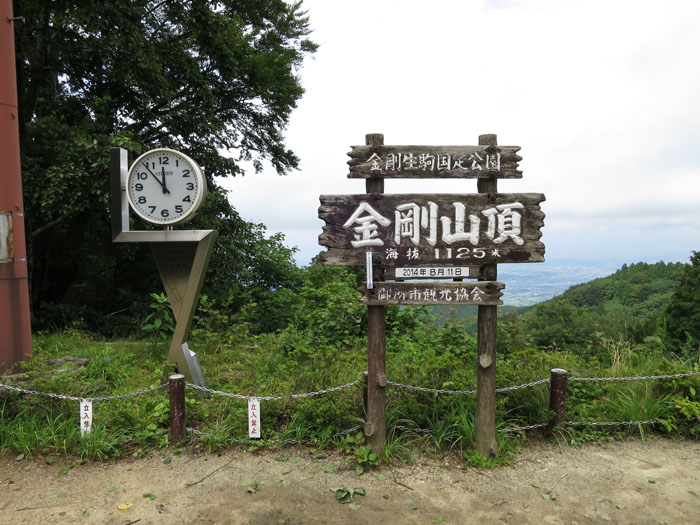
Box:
319, 193, 545, 266
347, 145, 521, 179
360, 281, 504, 306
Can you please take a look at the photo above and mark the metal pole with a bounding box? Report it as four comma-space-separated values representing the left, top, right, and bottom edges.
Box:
0, 1, 32, 370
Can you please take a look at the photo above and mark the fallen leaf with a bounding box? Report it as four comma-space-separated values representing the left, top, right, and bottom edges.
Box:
321, 465, 335, 473
648, 477, 667, 484
433, 517, 444, 523
541, 493, 552, 500
275, 456, 289, 462
57, 492, 68, 498
348, 503, 361, 511
117, 503, 133, 510
601, 514, 612, 521
162, 457, 172, 465
15, 454, 25, 462
58, 511, 66, 517
143, 492, 157, 500
409, 504, 418, 510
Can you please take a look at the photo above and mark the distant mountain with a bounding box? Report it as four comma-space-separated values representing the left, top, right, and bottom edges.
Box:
519, 261, 685, 316
434, 260, 687, 342
518, 261, 686, 346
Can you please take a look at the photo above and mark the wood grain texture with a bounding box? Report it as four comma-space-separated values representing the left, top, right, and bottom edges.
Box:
347, 144, 522, 179
319, 193, 545, 266
359, 281, 504, 306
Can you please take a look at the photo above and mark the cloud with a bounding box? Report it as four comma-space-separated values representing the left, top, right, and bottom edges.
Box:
219, 0, 700, 267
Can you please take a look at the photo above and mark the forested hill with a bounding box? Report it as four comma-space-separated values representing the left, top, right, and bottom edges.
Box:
518, 261, 688, 348
520, 261, 685, 317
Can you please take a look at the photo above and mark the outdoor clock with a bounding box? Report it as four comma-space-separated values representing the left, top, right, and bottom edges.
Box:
127, 148, 206, 226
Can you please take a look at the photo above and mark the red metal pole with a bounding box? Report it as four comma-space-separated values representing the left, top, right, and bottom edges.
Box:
0, 0, 32, 369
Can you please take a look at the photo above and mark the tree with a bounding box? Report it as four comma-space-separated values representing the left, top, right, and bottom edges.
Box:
13, 0, 317, 333
663, 251, 700, 350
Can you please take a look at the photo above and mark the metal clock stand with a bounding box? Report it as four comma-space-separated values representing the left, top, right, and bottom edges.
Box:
110, 147, 216, 386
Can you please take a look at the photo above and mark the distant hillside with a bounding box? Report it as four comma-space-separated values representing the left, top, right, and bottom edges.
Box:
519, 261, 686, 347
520, 261, 685, 316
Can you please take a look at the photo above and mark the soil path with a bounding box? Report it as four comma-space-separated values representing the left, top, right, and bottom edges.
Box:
1, 438, 699, 524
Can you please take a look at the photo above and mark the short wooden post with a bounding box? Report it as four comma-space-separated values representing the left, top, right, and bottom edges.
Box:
476, 133, 499, 457
548, 368, 568, 432
364, 133, 387, 456
169, 373, 186, 445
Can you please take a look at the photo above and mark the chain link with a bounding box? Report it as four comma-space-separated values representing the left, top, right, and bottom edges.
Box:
387, 377, 550, 396
394, 425, 433, 434
0, 381, 166, 402
571, 371, 700, 383
496, 378, 550, 393
387, 380, 476, 396
186, 380, 360, 401
566, 420, 661, 427
498, 422, 549, 433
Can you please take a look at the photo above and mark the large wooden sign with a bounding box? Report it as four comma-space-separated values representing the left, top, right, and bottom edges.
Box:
360, 281, 504, 306
347, 145, 522, 179
319, 193, 545, 266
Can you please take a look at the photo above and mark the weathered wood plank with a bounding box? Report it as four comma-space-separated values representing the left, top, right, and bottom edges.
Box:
319, 193, 545, 266
347, 145, 522, 179
359, 281, 504, 306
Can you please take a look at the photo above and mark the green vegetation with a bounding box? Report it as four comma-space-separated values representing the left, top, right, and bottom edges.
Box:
16, 0, 317, 334
1, 256, 698, 465
518, 260, 688, 351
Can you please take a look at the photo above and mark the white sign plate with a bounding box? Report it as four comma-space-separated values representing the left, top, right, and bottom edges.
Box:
80, 399, 93, 436
248, 398, 261, 439
394, 266, 472, 279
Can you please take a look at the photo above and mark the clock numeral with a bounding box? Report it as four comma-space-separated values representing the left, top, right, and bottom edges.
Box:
182, 195, 191, 203
137, 196, 146, 204
159, 156, 169, 165
175, 159, 179, 167
135, 183, 143, 191
182, 169, 190, 177
137, 172, 148, 180
149, 206, 156, 214
161, 209, 170, 218
175, 205, 183, 213
186, 182, 195, 190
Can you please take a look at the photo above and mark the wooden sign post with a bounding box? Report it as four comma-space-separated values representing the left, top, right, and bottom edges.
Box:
318, 133, 545, 457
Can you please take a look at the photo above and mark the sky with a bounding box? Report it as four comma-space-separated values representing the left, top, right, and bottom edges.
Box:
218, 0, 700, 269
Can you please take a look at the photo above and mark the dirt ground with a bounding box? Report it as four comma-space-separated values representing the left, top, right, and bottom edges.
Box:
1, 438, 698, 524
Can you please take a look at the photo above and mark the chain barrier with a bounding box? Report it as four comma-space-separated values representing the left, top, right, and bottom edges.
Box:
0, 381, 166, 402
570, 371, 700, 383
186, 380, 360, 401
387, 377, 550, 396
3, 368, 696, 444
498, 422, 549, 433
566, 420, 661, 428
386, 380, 476, 396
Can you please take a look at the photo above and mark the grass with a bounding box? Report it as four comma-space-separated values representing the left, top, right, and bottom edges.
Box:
0, 329, 698, 463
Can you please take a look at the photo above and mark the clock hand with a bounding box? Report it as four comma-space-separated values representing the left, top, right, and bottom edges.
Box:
142, 162, 165, 191
160, 166, 170, 194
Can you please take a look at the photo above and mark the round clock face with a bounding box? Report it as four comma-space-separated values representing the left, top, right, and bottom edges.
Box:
127, 148, 206, 225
